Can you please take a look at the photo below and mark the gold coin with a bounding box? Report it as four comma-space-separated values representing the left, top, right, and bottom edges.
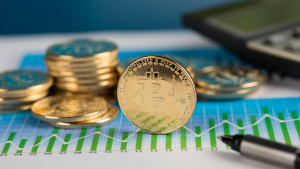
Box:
55, 72, 118, 84
55, 88, 112, 96
46, 59, 119, 72
196, 87, 258, 100
44, 104, 119, 129
31, 96, 108, 122
117, 55, 197, 134
45, 54, 117, 66
0, 70, 53, 98
195, 66, 264, 91
55, 78, 118, 92
46, 39, 118, 62
0, 90, 48, 105
48, 67, 116, 77
0, 103, 32, 112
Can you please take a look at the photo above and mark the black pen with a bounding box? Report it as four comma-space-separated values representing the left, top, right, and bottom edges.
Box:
218, 134, 300, 169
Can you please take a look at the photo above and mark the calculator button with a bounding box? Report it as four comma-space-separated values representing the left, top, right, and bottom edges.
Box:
292, 28, 300, 38
264, 34, 286, 45
286, 40, 300, 51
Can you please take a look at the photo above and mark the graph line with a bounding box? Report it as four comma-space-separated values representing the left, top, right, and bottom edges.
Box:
1, 114, 300, 151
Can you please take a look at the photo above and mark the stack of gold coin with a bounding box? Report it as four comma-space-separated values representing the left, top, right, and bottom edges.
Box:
117, 55, 197, 134
0, 70, 53, 112
117, 54, 193, 78
45, 39, 119, 97
31, 95, 119, 129
194, 66, 265, 100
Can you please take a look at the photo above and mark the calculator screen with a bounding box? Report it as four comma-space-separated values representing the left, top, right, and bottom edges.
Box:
204, 0, 300, 37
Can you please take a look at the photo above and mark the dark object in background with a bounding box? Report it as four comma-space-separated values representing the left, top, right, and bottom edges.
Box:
183, 0, 300, 79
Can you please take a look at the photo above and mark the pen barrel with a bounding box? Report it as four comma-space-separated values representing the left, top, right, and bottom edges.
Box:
240, 135, 298, 169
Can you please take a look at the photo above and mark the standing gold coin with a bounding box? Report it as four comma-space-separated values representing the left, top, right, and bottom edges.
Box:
31, 96, 108, 122
117, 55, 197, 134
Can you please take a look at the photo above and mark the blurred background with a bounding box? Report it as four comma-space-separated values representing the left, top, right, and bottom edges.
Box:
0, 0, 243, 34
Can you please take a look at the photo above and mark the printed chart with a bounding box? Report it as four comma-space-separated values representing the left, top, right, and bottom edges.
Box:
1, 47, 300, 156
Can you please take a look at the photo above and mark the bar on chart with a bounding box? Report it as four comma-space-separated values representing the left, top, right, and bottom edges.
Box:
120, 132, 129, 151
278, 113, 292, 145
1, 132, 16, 154
46, 128, 59, 153
222, 113, 230, 148
165, 133, 172, 150
262, 107, 276, 141
151, 134, 157, 150
250, 116, 260, 137
90, 126, 102, 151
180, 127, 187, 149
75, 128, 87, 152
135, 130, 143, 150
105, 128, 115, 151
237, 119, 245, 135
291, 111, 300, 140
209, 119, 217, 148
31, 136, 43, 153
16, 139, 27, 154
195, 126, 202, 149
60, 134, 71, 152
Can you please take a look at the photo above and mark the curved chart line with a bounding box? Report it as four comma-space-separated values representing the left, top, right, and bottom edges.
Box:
0, 114, 299, 150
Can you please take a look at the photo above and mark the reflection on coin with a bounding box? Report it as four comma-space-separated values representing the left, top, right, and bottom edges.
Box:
195, 66, 264, 91
46, 39, 118, 62
196, 87, 258, 100
55, 79, 118, 92
0, 70, 53, 98
118, 55, 197, 134
44, 104, 119, 129
31, 96, 108, 122
0, 90, 48, 105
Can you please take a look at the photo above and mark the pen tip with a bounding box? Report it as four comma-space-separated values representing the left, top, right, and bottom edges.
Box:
217, 136, 222, 140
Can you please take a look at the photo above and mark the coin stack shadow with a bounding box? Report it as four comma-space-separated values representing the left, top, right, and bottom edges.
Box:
45, 39, 119, 99
194, 66, 265, 100
0, 70, 53, 112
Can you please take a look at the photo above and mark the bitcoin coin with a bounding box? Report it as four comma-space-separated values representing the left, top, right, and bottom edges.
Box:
195, 66, 264, 91
44, 104, 119, 129
0, 70, 53, 98
55, 72, 118, 84
117, 55, 197, 134
46, 39, 118, 62
0, 90, 48, 105
196, 87, 258, 100
48, 67, 115, 77
55, 78, 118, 92
31, 96, 108, 122
46, 59, 118, 72
0, 103, 32, 112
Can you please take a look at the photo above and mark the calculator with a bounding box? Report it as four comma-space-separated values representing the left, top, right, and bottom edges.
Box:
183, 0, 300, 78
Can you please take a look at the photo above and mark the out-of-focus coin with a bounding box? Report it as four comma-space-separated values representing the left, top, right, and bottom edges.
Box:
44, 104, 119, 129
55, 72, 118, 84
46, 59, 119, 72
0, 103, 32, 112
48, 67, 116, 77
55, 78, 118, 92
0, 90, 48, 105
55, 88, 112, 96
117, 55, 197, 134
31, 96, 108, 122
0, 70, 53, 98
195, 66, 264, 91
45, 55, 118, 68
196, 87, 258, 100
46, 39, 118, 62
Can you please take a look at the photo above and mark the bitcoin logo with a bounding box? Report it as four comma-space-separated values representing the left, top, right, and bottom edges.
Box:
138, 68, 175, 120
118, 55, 196, 134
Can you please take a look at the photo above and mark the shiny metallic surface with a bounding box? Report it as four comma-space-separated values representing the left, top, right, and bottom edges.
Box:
240, 135, 297, 169
117, 55, 196, 134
